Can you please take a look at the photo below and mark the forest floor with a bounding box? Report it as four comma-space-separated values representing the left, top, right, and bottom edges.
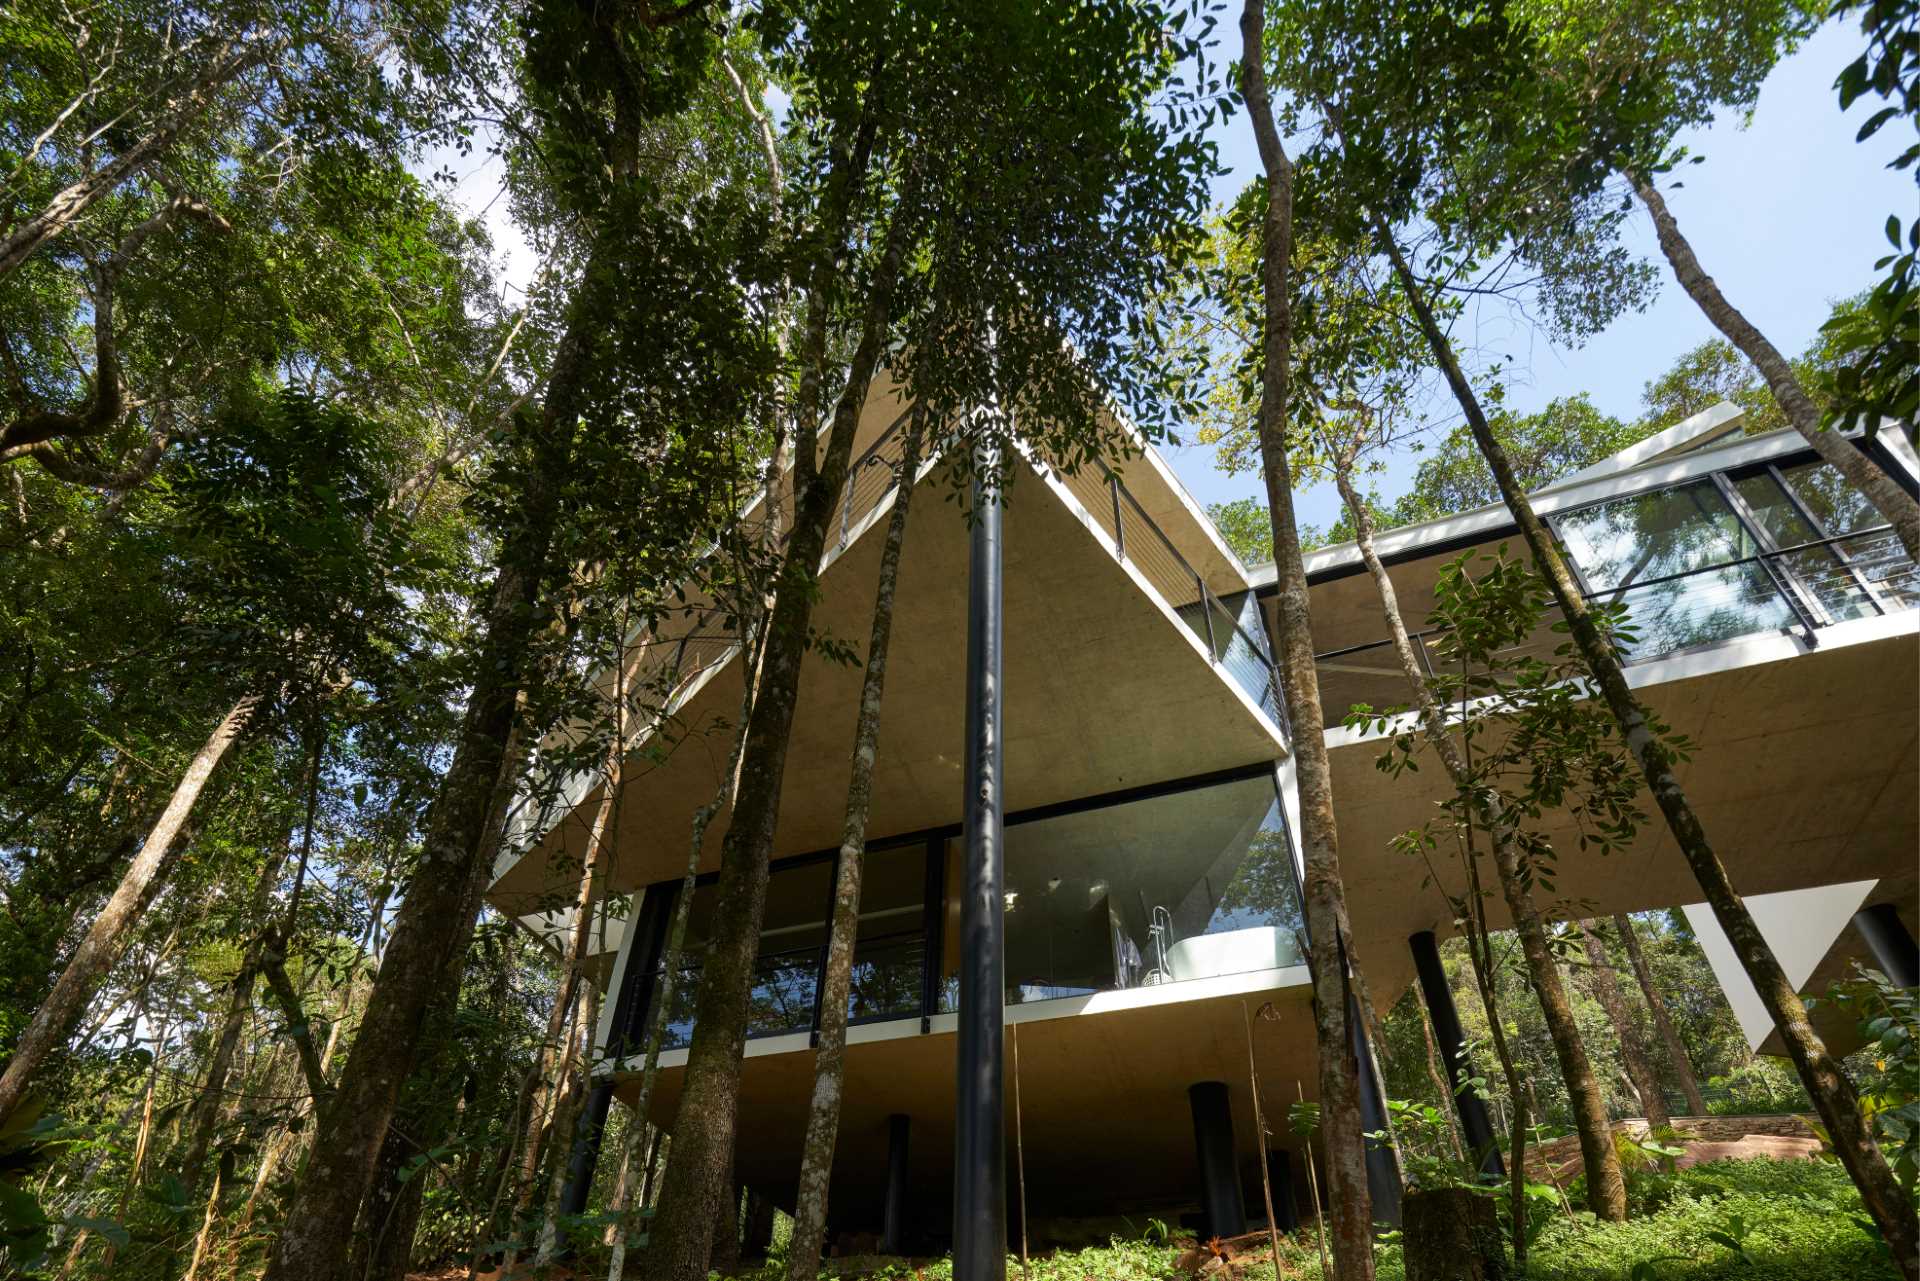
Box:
430, 1156, 1894, 1281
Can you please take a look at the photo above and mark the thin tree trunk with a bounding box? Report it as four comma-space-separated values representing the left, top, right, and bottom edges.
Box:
182, 1167, 223, 1281
0, 32, 270, 281
1613, 913, 1705, 1114
1455, 843, 1531, 1269
645, 177, 917, 1281
1414, 998, 1466, 1162
262, 220, 617, 1281
180, 842, 293, 1193
534, 979, 602, 1264
1374, 214, 1920, 1278
1581, 921, 1670, 1130
1333, 461, 1627, 1221
1238, 5, 1375, 1274
1633, 176, 1920, 564
786, 412, 925, 1281
0, 691, 264, 1125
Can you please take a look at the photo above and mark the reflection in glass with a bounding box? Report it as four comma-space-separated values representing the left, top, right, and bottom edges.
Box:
1775, 460, 1920, 611
999, 772, 1304, 1003
1732, 470, 1877, 623
1554, 480, 1794, 654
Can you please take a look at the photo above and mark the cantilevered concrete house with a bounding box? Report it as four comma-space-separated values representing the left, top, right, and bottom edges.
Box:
487, 389, 1918, 1253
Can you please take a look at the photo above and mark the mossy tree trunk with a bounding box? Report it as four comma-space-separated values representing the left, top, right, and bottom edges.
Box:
786, 413, 926, 1281
1613, 913, 1706, 1115
1239, 5, 1376, 1274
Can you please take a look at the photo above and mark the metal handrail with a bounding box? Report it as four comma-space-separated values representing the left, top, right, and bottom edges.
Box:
1310, 522, 1913, 670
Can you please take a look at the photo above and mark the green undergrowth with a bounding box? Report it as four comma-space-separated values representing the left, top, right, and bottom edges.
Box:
726, 1158, 1900, 1281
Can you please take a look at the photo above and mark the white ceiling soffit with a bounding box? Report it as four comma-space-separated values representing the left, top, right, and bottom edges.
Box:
1682, 878, 1878, 1053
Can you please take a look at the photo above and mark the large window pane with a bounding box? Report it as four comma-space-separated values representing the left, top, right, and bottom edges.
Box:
1556, 480, 1795, 655
749, 858, 831, 1037
1732, 470, 1878, 623
848, 843, 926, 1024
1776, 460, 1920, 611
998, 773, 1305, 1003
651, 859, 832, 1048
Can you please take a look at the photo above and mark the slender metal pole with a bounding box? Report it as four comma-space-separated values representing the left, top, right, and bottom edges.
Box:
954, 444, 1007, 1281
1854, 904, 1920, 989
1409, 929, 1504, 1179
1012, 1021, 1030, 1280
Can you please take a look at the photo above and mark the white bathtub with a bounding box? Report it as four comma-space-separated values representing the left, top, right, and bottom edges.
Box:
1164, 926, 1296, 982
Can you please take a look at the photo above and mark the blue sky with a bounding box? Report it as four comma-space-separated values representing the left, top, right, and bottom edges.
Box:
1163, 18, 1918, 536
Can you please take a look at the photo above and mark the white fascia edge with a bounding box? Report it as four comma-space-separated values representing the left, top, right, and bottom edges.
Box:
599, 959, 1314, 1078
1321, 607, 1918, 752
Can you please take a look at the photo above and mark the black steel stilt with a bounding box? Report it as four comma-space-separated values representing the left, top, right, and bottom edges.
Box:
884, 1113, 912, 1255
1853, 904, 1920, 989
1187, 1081, 1247, 1239
558, 1081, 614, 1219
953, 450, 1007, 1281
1350, 994, 1402, 1229
1410, 930, 1504, 1178
1266, 1149, 1299, 1232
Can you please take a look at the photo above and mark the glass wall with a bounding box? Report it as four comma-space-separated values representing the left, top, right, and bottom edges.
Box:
635, 768, 1307, 1044
1177, 590, 1283, 723
1551, 477, 1796, 654
1551, 456, 1917, 657
978, 770, 1306, 1007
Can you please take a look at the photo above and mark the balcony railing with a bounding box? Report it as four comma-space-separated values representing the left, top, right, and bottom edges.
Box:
1039, 451, 1287, 731
1312, 524, 1919, 728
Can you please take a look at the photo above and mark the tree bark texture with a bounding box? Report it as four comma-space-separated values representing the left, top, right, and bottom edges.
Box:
786, 413, 924, 1281
1581, 922, 1670, 1129
1633, 177, 1920, 564
644, 185, 916, 1281
261, 231, 614, 1281
1239, 4, 1376, 1275
1375, 215, 1919, 1278
1613, 913, 1705, 1114
1333, 461, 1627, 1217
1402, 1187, 1506, 1281
0, 690, 264, 1126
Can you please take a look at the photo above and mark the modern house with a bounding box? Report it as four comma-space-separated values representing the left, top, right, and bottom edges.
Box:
486, 388, 1919, 1253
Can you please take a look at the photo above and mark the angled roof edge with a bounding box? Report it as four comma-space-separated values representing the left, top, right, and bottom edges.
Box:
1544, 399, 1746, 491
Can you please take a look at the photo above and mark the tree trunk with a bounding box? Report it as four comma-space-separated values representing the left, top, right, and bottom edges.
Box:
1416, 998, 1467, 1162
180, 842, 292, 1193
261, 226, 617, 1281
1633, 176, 1920, 564
786, 413, 925, 1281
1239, 6, 1375, 1275
643, 181, 916, 1281
1580, 922, 1669, 1130
1492, 868, 1625, 1219
0, 691, 264, 1125
0, 32, 270, 281
1333, 461, 1626, 1219
1613, 913, 1705, 1115
1402, 1186, 1506, 1281
1375, 214, 1920, 1279
1455, 856, 1531, 1270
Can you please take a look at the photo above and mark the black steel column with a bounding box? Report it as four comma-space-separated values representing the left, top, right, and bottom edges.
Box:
554, 885, 676, 1235
883, 1113, 912, 1255
1265, 1149, 1299, 1232
558, 1081, 614, 1217
953, 452, 1007, 1281
1854, 904, 1920, 989
1350, 996, 1402, 1229
1410, 930, 1504, 1178
1188, 1082, 1247, 1238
